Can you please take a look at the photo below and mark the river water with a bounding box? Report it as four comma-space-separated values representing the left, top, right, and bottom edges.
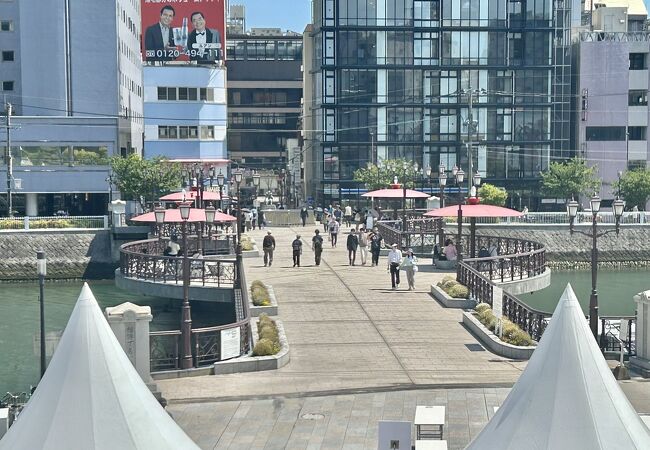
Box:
0, 281, 235, 394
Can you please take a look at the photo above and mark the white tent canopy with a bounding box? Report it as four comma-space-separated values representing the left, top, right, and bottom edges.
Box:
0, 283, 199, 450
466, 284, 650, 450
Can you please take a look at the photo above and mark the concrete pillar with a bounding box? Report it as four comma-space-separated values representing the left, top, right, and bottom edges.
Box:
631, 290, 650, 377
25, 193, 38, 216
110, 199, 126, 227
105, 302, 153, 382
0, 408, 8, 440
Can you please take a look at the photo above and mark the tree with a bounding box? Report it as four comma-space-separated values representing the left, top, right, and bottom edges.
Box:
110, 155, 182, 210
540, 158, 600, 201
614, 168, 650, 211
353, 158, 420, 191
478, 183, 507, 206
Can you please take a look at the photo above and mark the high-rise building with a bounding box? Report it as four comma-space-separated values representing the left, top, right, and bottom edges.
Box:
0, 0, 143, 216
226, 29, 303, 170
575, 0, 650, 208
304, 0, 580, 209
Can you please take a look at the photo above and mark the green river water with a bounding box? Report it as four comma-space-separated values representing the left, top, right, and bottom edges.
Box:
0, 270, 647, 394
0, 281, 235, 394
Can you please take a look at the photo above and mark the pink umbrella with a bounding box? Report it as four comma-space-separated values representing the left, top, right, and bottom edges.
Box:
362, 188, 430, 199
424, 204, 523, 218
131, 208, 237, 223
159, 191, 222, 201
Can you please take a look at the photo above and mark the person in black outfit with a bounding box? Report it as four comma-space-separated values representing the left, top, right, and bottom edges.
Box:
144, 6, 176, 62
187, 11, 223, 64
292, 235, 303, 267
312, 229, 324, 266
262, 231, 275, 267
300, 207, 309, 227
369, 227, 383, 266
346, 229, 359, 266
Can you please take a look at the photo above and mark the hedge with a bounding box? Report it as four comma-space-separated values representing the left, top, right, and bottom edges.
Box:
250, 280, 271, 306
437, 275, 469, 298
474, 304, 535, 347
252, 314, 281, 356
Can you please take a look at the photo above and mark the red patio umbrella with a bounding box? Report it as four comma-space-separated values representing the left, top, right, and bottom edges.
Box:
131, 208, 237, 223
424, 204, 523, 218
159, 191, 222, 201
362, 188, 430, 199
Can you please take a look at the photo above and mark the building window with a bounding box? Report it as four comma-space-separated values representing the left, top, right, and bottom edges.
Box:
628, 126, 646, 141
629, 90, 647, 106
1, 50, 13, 61
585, 126, 626, 141
158, 126, 178, 139
200, 126, 215, 139
178, 87, 188, 101
1, 81, 13, 91
0, 21, 13, 32
178, 126, 198, 139
629, 53, 647, 70
157, 87, 167, 100
628, 160, 647, 170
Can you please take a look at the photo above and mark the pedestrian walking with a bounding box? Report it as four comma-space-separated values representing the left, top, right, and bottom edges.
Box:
245, 211, 253, 231
328, 217, 340, 247
292, 235, 303, 267
323, 212, 330, 233
312, 229, 324, 266
400, 248, 418, 290
346, 229, 359, 265
365, 210, 374, 231
369, 227, 383, 266
251, 208, 258, 230
357, 227, 368, 265
258, 210, 266, 229
262, 231, 275, 267
343, 204, 353, 227
300, 207, 309, 227
387, 244, 402, 290
333, 205, 342, 223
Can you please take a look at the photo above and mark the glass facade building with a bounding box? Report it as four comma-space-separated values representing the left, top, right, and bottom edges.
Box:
305, 0, 578, 208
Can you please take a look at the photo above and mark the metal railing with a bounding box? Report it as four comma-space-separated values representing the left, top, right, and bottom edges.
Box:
120, 237, 237, 286
0, 215, 109, 230
376, 218, 442, 251
467, 211, 649, 225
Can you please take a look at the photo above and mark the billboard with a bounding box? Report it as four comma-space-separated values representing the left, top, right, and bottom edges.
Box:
141, 0, 225, 64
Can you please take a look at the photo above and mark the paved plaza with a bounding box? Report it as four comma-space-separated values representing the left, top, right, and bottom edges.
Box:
159, 225, 650, 449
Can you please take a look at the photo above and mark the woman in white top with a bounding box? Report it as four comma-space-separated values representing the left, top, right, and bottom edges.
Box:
400, 248, 418, 290
444, 239, 458, 261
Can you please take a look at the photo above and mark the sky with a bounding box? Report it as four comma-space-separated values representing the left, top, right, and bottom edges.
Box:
234, 0, 311, 33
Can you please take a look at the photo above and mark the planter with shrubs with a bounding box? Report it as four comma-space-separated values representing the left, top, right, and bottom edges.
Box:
213, 313, 290, 374
240, 235, 260, 257
430, 276, 476, 309
463, 303, 536, 359
248, 280, 278, 317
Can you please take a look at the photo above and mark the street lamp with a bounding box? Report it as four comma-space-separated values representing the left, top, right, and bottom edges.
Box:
252, 171, 261, 208
36, 250, 46, 379
438, 163, 447, 208
567, 193, 625, 343
204, 204, 216, 239
154, 206, 166, 239
178, 200, 193, 369
216, 170, 225, 211
233, 169, 244, 288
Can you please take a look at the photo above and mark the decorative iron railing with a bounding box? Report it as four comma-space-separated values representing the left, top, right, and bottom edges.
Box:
120, 237, 237, 286
0, 215, 108, 230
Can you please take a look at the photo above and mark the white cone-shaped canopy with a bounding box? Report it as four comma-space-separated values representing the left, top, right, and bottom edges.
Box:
0, 283, 199, 450
467, 284, 650, 449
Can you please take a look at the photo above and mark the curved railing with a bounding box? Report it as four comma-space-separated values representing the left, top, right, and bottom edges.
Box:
120, 236, 237, 287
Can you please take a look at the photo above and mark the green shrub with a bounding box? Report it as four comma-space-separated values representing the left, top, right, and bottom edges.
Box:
241, 241, 254, 251
438, 276, 457, 289
447, 284, 469, 299
473, 304, 535, 347
30, 219, 74, 229
253, 314, 281, 356
250, 281, 271, 307
253, 338, 277, 356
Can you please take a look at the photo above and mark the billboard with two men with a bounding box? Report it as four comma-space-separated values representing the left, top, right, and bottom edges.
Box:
141, 0, 226, 64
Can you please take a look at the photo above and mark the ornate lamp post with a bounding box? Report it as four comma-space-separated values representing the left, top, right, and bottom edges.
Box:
438, 163, 447, 208
216, 169, 225, 211
36, 250, 47, 379
455, 167, 466, 261
204, 204, 216, 240
233, 169, 244, 287
178, 200, 193, 369
154, 206, 166, 239
278, 169, 286, 209
252, 171, 261, 207
567, 193, 625, 343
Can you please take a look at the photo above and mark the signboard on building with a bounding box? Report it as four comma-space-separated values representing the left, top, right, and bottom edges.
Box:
220, 327, 240, 360
141, 0, 226, 64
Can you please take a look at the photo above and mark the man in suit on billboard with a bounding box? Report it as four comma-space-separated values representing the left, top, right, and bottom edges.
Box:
144, 5, 176, 61
187, 11, 222, 64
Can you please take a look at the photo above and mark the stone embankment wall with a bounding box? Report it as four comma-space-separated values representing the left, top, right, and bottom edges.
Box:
0, 231, 116, 281
476, 226, 650, 268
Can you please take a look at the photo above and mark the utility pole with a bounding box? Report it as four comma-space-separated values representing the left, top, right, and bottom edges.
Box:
4, 102, 13, 217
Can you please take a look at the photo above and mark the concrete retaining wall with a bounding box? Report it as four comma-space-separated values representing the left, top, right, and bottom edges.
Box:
0, 230, 116, 280
430, 284, 476, 309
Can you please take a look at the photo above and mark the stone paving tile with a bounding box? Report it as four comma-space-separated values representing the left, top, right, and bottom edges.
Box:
281, 321, 385, 345
279, 302, 369, 322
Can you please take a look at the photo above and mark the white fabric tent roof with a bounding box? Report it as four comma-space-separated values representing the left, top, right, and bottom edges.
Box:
466, 284, 650, 450
0, 283, 199, 450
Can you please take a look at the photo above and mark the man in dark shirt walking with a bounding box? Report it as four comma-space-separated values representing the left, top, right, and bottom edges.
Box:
312, 229, 323, 266
292, 235, 303, 267
262, 231, 275, 267
346, 229, 359, 266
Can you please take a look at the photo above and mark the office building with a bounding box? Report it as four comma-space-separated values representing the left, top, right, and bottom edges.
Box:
576, 0, 650, 207
0, 0, 143, 216
304, 0, 580, 208
226, 28, 303, 169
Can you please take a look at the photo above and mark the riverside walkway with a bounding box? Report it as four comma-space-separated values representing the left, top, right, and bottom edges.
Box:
159, 225, 650, 449
158, 225, 526, 400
